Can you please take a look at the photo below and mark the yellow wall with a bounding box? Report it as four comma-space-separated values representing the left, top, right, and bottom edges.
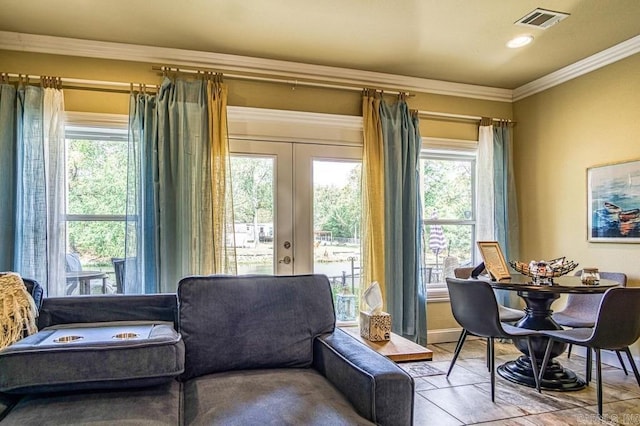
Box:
514, 53, 640, 354
514, 53, 640, 283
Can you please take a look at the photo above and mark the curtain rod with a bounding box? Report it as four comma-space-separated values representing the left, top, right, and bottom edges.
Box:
3, 73, 157, 94
154, 67, 514, 124
152, 65, 414, 96
3, 72, 514, 124
418, 110, 514, 124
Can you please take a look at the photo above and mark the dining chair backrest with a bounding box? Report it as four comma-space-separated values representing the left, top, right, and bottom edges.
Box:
562, 271, 627, 313
589, 287, 640, 350
446, 277, 504, 338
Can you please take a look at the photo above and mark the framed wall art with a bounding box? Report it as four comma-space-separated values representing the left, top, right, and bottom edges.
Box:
587, 159, 640, 243
477, 241, 511, 280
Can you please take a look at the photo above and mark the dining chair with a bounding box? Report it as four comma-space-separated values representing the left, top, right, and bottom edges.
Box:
552, 271, 628, 375
447, 268, 525, 376
539, 287, 640, 417
446, 277, 541, 401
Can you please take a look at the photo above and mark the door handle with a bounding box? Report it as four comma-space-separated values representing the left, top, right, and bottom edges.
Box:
279, 256, 292, 265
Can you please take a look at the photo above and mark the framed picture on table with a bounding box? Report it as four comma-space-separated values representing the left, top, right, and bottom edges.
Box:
477, 241, 511, 280
587, 159, 640, 243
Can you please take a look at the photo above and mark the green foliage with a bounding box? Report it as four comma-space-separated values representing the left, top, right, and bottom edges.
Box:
230, 157, 273, 224
66, 139, 127, 263
422, 158, 474, 264
67, 140, 127, 215
422, 159, 472, 220
314, 165, 361, 239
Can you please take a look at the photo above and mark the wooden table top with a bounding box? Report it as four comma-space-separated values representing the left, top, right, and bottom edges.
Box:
339, 326, 432, 362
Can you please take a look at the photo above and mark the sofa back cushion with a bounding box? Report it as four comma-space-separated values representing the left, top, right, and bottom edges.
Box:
178, 274, 335, 379
38, 294, 179, 330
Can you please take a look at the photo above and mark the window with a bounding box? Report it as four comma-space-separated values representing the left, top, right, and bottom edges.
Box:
63, 118, 128, 295
420, 147, 476, 301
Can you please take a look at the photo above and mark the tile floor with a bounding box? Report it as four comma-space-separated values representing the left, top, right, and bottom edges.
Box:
401, 340, 640, 425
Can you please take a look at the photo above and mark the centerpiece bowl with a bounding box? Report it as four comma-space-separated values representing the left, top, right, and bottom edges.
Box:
509, 257, 578, 285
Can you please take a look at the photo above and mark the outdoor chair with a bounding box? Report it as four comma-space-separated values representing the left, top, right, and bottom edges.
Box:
65, 253, 83, 295
539, 287, 640, 417
111, 257, 136, 294
552, 271, 628, 376
66, 253, 109, 295
447, 268, 525, 376
446, 277, 541, 401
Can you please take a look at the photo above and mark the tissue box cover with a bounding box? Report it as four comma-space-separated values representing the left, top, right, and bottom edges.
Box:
359, 311, 391, 341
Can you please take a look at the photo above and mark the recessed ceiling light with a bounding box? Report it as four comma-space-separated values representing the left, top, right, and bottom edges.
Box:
507, 35, 534, 48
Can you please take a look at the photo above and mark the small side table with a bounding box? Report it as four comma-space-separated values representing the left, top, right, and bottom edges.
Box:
339, 326, 432, 362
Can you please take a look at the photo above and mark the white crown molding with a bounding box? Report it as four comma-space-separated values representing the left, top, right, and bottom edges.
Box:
5, 31, 634, 103
513, 35, 640, 101
0, 31, 512, 102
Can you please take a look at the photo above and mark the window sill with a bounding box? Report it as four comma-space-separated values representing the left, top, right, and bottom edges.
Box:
426, 285, 450, 303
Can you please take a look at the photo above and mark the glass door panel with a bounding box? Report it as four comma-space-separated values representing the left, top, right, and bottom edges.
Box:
229, 140, 293, 275
293, 144, 362, 322
313, 160, 362, 321
229, 140, 361, 283
230, 155, 276, 275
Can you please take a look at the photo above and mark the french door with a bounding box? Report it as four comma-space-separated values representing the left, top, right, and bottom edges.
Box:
229, 139, 362, 278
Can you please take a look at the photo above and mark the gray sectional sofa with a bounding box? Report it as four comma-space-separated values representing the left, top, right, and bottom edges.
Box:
0, 274, 414, 425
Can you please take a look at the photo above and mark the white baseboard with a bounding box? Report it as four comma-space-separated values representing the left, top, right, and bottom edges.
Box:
427, 327, 481, 344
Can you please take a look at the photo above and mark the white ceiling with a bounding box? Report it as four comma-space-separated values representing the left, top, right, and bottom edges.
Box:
0, 0, 638, 90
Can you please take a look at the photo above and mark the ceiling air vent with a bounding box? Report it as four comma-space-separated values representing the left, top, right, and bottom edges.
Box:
515, 8, 569, 29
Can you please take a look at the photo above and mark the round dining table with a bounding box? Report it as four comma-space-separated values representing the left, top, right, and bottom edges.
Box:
486, 274, 620, 391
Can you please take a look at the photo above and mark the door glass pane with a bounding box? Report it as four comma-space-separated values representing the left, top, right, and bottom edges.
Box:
313, 160, 361, 321
230, 155, 275, 275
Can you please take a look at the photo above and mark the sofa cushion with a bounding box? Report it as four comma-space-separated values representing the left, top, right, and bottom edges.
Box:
0, 379, 181, 425
0, 321, 184, 394
183, 368, 374, 425
178, 274, 335, 379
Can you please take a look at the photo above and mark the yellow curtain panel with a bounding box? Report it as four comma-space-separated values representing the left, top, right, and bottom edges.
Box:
361, 91, 386, 308
207, 79, 237, 274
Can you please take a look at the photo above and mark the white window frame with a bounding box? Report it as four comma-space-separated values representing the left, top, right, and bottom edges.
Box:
421, 138, 478, 302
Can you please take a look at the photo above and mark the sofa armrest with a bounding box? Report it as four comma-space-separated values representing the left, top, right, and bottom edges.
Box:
37, 294, 178, 330
313, 329, 414, 426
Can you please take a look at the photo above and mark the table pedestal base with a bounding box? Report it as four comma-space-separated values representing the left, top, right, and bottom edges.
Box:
498, 355, 586, 391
